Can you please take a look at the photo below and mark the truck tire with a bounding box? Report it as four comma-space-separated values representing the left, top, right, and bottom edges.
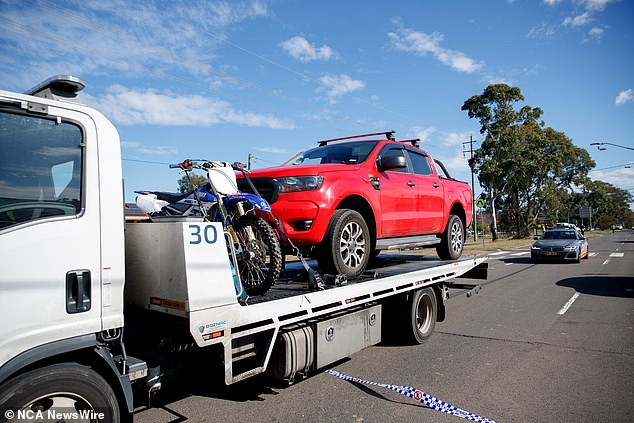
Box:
436, 214, 464, 260
405, 287, 437, 344
0, 363, 120, 423
317, 209, 370, 279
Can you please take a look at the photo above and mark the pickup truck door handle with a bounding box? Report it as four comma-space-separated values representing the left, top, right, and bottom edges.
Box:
433, 183, 440, 188
407, 181, 416, 187
66, 270, 92, 314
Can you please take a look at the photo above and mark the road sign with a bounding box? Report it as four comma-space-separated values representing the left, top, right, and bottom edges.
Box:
579, 206, 592, 219
475, 198, 485, 209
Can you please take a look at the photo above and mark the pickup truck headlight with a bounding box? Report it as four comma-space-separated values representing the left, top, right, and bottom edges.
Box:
275, 176, 324, 193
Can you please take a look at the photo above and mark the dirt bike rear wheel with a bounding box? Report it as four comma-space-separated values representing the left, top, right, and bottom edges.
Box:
233, 214, 282, 296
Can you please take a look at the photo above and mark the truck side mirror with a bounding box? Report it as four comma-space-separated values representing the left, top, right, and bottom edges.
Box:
377, 155, 406, 172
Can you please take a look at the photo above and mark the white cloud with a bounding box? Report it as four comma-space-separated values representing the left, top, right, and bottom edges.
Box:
0, 1, 269, 85
87, 85, 294, 129
121, 140, 176, 156
583, 0, 617, 12
562, 12, 592, 27
279, 36, 338, 62
318, 74, 365, 104
388, 25, 483, 74
615, 89, 634, 106
543, 0, 562, 5
255, 147, 288, 154
410, 126, 437, 144
527, 23, 557, 39
584, 26, 607, 42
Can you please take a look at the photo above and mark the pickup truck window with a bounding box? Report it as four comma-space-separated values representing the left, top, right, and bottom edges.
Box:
0, 111, 83, 230
408, 151, 433, 176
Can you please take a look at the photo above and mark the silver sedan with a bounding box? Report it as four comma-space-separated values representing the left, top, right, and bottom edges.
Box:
531, 229, 589, 263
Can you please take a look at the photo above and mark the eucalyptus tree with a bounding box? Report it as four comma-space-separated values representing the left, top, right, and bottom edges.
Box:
462, 84, 594, 238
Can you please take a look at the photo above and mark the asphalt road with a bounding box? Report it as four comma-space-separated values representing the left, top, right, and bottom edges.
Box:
135, 231, 633, 423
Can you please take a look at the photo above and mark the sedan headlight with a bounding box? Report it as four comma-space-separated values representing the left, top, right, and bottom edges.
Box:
564, 245, 577, 250
531, 245, 541, 250
275, 176, 324, 193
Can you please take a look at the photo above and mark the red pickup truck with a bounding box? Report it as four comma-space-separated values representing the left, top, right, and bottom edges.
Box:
239, 131, 473, 278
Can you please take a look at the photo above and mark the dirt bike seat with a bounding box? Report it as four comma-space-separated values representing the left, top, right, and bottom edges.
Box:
152, 191, 194, 204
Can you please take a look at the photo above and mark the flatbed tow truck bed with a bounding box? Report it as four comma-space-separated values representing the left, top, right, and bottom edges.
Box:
249, 253, 485, 304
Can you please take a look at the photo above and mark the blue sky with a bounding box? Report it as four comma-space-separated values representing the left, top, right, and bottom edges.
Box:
1, 0, 633, 209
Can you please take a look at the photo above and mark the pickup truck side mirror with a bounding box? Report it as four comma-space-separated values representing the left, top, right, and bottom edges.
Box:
377, 155, 406, 172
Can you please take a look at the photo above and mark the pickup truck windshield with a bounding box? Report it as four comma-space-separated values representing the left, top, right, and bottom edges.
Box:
283, 141, 378, 166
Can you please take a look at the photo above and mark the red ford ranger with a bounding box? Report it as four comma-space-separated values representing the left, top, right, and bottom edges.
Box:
239, 131, 473, 278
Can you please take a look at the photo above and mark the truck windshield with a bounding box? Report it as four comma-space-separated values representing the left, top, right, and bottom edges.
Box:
282, 141, 378, 166
0, 111, 83, 230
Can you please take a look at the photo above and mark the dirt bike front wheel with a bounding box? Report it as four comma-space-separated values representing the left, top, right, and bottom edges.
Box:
233, 214, 283, 296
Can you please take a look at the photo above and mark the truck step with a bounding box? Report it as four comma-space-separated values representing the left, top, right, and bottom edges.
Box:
375, 234, 440, 250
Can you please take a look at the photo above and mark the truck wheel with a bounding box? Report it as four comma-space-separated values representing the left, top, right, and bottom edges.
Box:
404, 287, 437, 344
436, 214, 464, 260
0, 363, 120, 423
317, 209, 370, 279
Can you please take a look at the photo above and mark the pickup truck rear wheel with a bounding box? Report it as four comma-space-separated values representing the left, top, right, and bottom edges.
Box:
436, 214, 464, 260
0, 363, 120, 423
317, 209, 370, 279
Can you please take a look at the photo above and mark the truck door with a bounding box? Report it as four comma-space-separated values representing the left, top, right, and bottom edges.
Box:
0, 102, 102, 362
407, 150, 444, 234
376, 145, 418, 236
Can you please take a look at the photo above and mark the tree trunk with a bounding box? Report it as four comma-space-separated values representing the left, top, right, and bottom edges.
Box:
490, 190, 498, 241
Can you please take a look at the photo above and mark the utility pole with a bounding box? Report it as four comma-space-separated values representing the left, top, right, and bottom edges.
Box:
247, 153, 253, 170
463, 135, 477, 242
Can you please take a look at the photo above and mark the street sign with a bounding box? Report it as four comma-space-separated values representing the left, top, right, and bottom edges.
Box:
579, 206, 592, 219
475, 198, 485, 209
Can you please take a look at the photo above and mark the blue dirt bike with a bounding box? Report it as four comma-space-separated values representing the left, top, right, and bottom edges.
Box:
135, 160, 282, 297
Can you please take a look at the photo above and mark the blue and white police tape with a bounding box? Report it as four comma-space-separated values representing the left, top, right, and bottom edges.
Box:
326, 369, 497, 423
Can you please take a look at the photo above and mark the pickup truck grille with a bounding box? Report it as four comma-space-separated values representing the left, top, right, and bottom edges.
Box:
237, 177, 280, 204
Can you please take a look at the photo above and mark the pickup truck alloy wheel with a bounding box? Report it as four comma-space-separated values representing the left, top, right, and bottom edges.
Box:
0, 363, 120, 423
436, 214, 464, 260
318, 209, 370, 279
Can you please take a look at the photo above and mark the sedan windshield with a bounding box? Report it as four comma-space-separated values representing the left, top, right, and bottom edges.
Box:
541, 230, 577, 240
283, 141, 378, 166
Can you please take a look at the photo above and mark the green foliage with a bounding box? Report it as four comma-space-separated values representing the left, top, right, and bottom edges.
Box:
177, 173, 207, 193
463, 84, 595, 238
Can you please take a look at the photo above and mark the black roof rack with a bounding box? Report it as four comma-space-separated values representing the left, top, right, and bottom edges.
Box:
397, 138, 421, 148
318, 131, 395, 147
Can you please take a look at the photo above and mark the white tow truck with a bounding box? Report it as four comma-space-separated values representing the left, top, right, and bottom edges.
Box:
0, 76, 487, 422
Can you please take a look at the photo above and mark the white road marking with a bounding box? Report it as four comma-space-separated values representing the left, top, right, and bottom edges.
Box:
602, 259, 610, 265
558, 292, 580, 315
505, 263, 514, 266
511, 251, 530, 256
589, 252, 598, 257
488, 251, 508, 256
609, 253, 624, 258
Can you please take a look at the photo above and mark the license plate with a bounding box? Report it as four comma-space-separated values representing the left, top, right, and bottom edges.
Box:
546, 252, 558, 256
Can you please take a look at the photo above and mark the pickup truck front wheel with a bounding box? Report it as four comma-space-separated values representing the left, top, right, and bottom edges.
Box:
436, 214, 464, 260
0, 363, 120, 423
318, 209, 370, 279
